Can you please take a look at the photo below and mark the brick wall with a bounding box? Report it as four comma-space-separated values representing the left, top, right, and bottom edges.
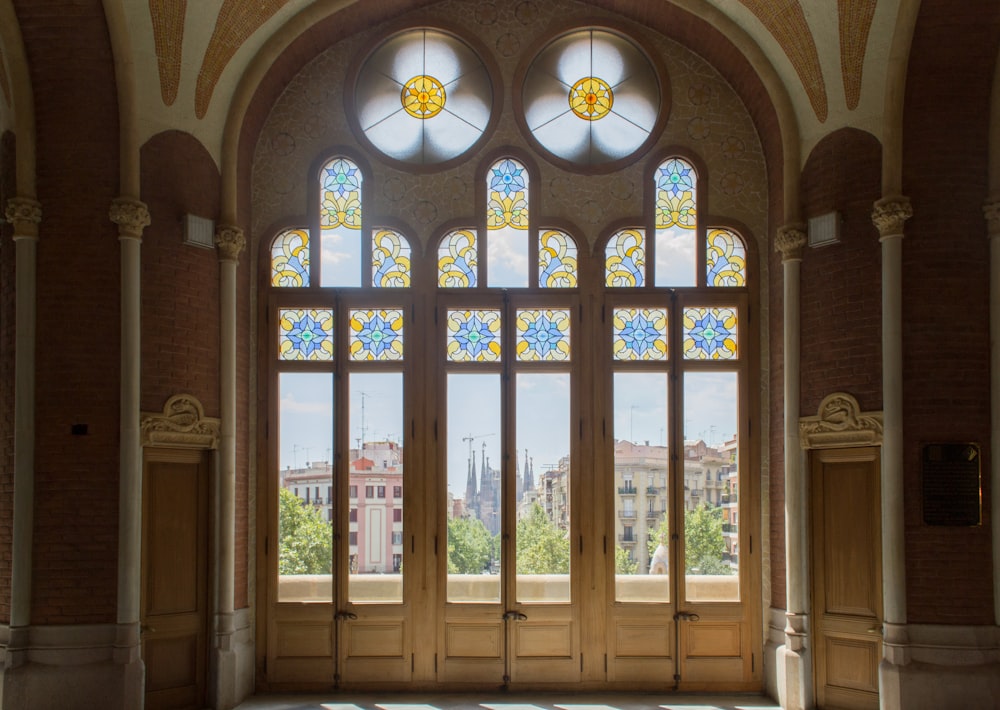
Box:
0, 130, 15, 622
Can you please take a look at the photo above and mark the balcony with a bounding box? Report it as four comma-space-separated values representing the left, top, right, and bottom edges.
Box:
646, 486, 658, 495
646, 509, 661, 520
618, 509, 637, 519
721, 492, 738, 504
618, 535, 636, 545
722, 523, 737, 533
617, 486, 637, 495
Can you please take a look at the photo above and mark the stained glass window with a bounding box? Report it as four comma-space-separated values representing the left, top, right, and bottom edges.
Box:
515, 309, 571, 362
446, 309, 501, 362
279, 309, 334, 361
438, 229, 478, 288
271, 228, 310, 287
372, 229, 412, 288
605, 229, 645, 287
612, 308, 667, 361
320, 158, 363, 287
655, 158, 697, 287
487, 158, 529, 287
706, 228, 747, 287
683, 307, 738, 360
349, 309, 404, 361
539, 230, 578, 288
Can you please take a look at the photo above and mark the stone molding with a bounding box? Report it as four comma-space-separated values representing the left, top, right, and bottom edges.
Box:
215, 223, 246, 262
983, 197, 1000, 237
872, 195, 912, 239
109, 197, 151, 240
141, 394, 220, 449
4, 196, 42, 238
799, 392, 883, 449
774, 223, 807, 261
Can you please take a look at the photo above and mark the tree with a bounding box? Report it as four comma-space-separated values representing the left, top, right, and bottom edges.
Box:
515, 502, 569, 575
448, 515, 497, 574
278, 487, 333, 575
615, 546, 638, 575
684, 503, 731, 575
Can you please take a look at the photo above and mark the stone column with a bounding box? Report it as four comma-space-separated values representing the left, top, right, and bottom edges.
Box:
774, 224, 810, 710
871, 196, 912, 660
5, 197, 42, 655
213, 224, 244, 708
984, 198, 1000, 626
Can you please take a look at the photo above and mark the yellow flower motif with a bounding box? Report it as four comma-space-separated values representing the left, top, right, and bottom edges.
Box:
401, 75, 446, 119
569, 77, 613, 120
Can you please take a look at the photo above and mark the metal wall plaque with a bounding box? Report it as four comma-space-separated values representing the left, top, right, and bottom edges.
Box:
921, 443, 982, 526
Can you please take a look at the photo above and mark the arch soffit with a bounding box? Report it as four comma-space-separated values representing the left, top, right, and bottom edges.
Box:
0, 0, 36, 197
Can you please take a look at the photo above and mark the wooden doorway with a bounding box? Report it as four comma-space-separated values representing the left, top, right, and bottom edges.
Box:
810, 446, 882, 709
141, 447, 211, 710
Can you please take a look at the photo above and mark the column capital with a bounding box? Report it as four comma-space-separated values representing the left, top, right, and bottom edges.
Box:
4, 196, 42, 239
872, 195, 912, 240
215, 224, 246, 263
109, 197, 151, 241
774, 223, 807, 261
983, 196, 1000, 238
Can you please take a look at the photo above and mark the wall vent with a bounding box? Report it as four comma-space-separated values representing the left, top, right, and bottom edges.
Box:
183, 214, 216, 249
807, 211, 840, 248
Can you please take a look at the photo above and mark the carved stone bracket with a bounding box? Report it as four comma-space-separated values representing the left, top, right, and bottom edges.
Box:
141, 394, 220, 449
4, 196, 42, 238
872, 195, 912, 239
109, 197, 151, 240
799, 392, 883, 449
215, 224, 246, 262
983, 197, 1000, 238
774, 223, 807, 261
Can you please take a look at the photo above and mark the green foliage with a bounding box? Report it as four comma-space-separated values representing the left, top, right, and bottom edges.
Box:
447, 515, 497, 574
614, 545, 638, 575
515, 502, 569, 575
278, 487, 333, 575
684, 503, 732, 575
646, 514, 669, 561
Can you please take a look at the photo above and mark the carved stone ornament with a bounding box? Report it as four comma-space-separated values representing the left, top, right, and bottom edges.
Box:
4, 196, 42, 237
871, 195, 912, 238
141, 394, 220, 449
799, 392, 883, 449
983, 197, 1000, 237
109, 197, 151, 239
215, 224, 246, 262
774, 224, 807, 260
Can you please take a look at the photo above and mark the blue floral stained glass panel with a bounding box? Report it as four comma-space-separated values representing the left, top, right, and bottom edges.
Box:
605, 229, 645, 287
446, 309, 501, 362
372, 229, 412, 288
271, 228, 310, 287
706, 228, 747, 287
279, 309, 334, 361
438, 229, 478, 288
538, 230, 578, 288
612, 308, 667, 361
683, 306, 738, 360
348, 309, 404, 361
515, 309, 571, 362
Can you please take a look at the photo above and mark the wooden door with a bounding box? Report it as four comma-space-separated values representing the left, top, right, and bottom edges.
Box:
141, 448, 210, 710
811, 447, 882, 709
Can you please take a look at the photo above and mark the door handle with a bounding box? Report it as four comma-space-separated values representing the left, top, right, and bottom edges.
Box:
503, 610, 527, 621
867, 625, 882, 635
335, 610, 358, 621
673, 611, 700, 622
140, 623, 156, 634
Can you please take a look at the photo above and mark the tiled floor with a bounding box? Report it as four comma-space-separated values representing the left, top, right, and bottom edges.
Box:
234, 692, 782, 710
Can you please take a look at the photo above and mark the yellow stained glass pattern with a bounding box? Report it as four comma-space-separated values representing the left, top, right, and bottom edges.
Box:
605, 228, 645, 287
569, 76, 613, 120
683, 306, 738, 360
539, 229, 578, 288
401, 74, 446, 119
372, 229, 412, 287
438, 229, 478, 288
320, 158, 363, 230
446, 309, 501, 362
516, 309, 571, 362
278, 309, 334, 361
349, 309, 404, 361
271, 228, 309, 287
706, 228, 747, 287
612, 308, 667, 361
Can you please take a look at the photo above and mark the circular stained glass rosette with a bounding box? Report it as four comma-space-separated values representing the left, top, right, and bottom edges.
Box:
522, 29, 660, 166
355, 29, 493, 165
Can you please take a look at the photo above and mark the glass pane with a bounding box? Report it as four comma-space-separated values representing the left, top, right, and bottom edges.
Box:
612, 307, 667, 361
349, 372, 404, 603
319, 158, 363, 287
605, 229, 645, 287
278, 373, 334, 602
271, 228, 310, 287
446, 309, 501, 363
516, 373, 571, 603
613, 372, 669, 602
447, 373, 501, 603
438, 229, 478, 288
706, 228, 747, 287
682, 306, 738, 360
487, 159, 529, 288
348, 308, 404, 361
684, 371, 739, 602
515, 309, 570, 362
539, 229, 578, 288
372, 229, 412, 288
278, 309, 334, 361
654, 158, 697, 287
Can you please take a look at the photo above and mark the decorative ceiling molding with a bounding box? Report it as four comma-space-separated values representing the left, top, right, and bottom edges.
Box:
149, 0, 186, 106
799, 392, 883, 449
738, 0, 828, 122
141, 394, 220, 449
838, 0, 876, 111
195, 0, 290, 119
